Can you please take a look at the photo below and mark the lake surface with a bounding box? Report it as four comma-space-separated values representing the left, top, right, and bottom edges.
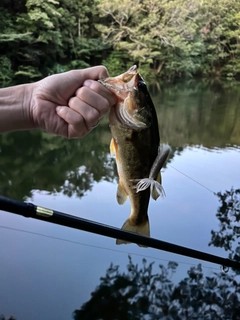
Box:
1, 79, 240, 319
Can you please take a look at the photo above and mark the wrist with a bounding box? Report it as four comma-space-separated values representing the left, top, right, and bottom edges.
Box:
0, 83, 35, 133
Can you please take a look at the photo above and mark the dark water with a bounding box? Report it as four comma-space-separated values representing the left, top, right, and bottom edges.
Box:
1, 80, 240, 319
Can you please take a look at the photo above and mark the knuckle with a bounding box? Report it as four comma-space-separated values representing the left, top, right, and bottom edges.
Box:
100, 97, 111, 111
71, 113, 83, 126
68, 129, 79, 139
87, 80, 99, 92
68, 125, 87, 139
68, 96, 78, 108
86, 107, 100, 121
76, 86, 87, 96
94, 108, 101, 118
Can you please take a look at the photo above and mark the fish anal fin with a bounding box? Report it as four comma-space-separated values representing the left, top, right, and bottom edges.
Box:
116, 217, 150, 247
117, 181, 128, 205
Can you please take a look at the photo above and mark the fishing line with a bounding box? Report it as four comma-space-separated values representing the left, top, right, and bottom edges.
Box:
168, 164, 216, 195
0, 195, 239, 270
0, 225, 219, 271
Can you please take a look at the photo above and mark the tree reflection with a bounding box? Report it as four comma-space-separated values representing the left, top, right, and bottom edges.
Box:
154, 80, 240, 148
0, 123, 116, 200
209, 188, 240, 262
73, 256, 240, 320
0, 80, 240, 201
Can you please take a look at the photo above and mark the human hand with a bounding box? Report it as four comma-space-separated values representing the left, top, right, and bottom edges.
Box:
28, 66, 116, 138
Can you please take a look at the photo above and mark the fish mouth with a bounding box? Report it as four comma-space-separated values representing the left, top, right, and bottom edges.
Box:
100, 65, 147, 130
98, 65, 139, 97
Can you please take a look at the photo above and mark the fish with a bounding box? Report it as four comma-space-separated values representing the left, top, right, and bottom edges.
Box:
99, 65, 170, 246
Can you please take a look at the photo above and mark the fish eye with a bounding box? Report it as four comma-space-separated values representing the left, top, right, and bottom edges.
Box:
137, 81, 147, 90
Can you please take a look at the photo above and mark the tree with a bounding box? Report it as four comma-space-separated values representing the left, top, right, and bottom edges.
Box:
96, 0, 205, 78
1, 0, 240, 81
97, 0, 240, 79
0, 0, 104, 82
196, 0, 240, 79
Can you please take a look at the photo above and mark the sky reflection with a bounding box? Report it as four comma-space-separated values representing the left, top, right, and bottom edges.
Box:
1, 145, 239, 320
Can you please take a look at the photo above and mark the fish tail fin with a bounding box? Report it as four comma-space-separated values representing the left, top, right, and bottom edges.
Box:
116, 216, 150, 247
134, 178, 166, 200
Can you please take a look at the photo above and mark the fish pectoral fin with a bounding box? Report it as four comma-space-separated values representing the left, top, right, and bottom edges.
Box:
134, 178, 166, 200
117, 182, 128, 205
116, 217, 150, 247
110, 138, 116, 155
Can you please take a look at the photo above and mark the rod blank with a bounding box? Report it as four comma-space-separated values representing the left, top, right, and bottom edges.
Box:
0, 195, 239, 270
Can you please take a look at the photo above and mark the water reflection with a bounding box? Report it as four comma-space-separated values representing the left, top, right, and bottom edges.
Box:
3, 254, 240, 320
155, 80, 240, 148
210, 188, 240, 262
0, 316, 15, 320
0, 80, 239, 201
1, 80, 240, 320
0, 126, 116, 200
73, 255, 240, 320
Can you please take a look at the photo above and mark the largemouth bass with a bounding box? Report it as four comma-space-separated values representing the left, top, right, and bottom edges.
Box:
100, 65, 170, 246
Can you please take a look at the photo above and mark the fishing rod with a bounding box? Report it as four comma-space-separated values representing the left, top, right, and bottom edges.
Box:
0, 194, 239, 271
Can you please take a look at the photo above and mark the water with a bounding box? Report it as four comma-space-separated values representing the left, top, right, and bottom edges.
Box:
1, 80, 240, 319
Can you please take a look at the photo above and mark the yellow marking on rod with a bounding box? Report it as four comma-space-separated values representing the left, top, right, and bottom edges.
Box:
36, 206, 53, 217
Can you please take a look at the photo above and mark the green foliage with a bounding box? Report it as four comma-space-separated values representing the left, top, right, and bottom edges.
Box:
97, 0, 205, 79
101, 51, 130, 76
0, 56, 13, 84
15, 65, 42, 79
97, 0, 240, 79
1, 0, 240, 81
0, 0, 105, 81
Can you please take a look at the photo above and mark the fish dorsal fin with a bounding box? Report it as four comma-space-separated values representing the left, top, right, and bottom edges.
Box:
117, 181, 128, 205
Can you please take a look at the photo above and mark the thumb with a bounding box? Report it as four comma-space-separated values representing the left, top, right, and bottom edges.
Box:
41, 66, 110, 104
60, 65, 110, 96
76, 65, 110, 81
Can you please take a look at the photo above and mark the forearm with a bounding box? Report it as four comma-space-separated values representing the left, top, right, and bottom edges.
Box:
0, 84, 34, 133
